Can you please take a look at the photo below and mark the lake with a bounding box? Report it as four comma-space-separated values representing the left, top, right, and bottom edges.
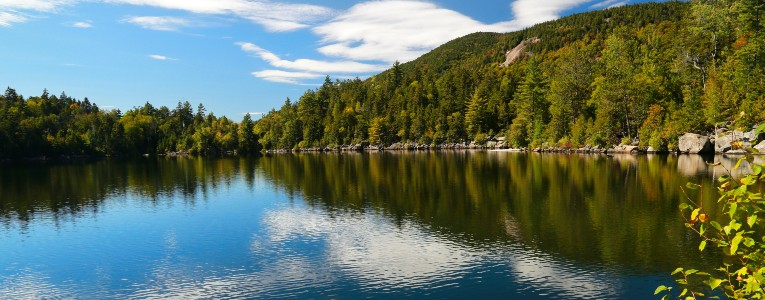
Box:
0, 152, 744, 299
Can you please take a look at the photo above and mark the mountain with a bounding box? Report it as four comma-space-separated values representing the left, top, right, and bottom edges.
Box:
254, 0, 765, 151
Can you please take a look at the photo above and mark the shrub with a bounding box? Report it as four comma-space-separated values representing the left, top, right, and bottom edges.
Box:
657, 124, 765, 299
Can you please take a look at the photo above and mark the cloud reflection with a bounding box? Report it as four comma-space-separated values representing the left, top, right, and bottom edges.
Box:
0, 269, 76, 299
265, 206, 481, 288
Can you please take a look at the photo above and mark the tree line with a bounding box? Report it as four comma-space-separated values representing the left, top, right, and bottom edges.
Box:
255, 0, 765, 150
0, 88, 261, 159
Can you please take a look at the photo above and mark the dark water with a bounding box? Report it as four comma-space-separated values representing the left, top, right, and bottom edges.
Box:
0, 152, 750, 299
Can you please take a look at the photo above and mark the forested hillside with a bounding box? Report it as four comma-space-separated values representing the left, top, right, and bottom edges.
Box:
255, 0, 765, 150
0, 89, 261, 159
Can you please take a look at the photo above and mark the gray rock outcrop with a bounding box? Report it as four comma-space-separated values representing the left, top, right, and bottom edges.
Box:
756, 140, 765, 153
679, 133, 713, 154
608, 145, 639, 153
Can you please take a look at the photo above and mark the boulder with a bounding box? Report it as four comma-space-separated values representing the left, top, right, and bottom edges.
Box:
756, 140, 765, 154
725, 149, 747, 155
744, 129, 765, 142
679, 133, 713, 154
714, 130, 765, 153
386, 142, 403, 150
609, 145, 639, 153
713, 134, 733, 153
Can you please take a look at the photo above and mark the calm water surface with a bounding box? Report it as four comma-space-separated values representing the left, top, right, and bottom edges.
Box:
0, 152, 747, 299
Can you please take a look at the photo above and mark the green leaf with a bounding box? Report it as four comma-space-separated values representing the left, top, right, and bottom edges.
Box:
699, 240, 707, 251
741, 176, 757, 186
719, 174, 730, 183
730, 203, 738, 219
755, 123, 765, 135
734, 157, 745, 170
654, 285, 669, 295
731, 235, 743, 254
754, 165, 763, 176
748, 215, 757, 228
744, 238, 755, 248
709, 278, 723, 289
710, 221, 722, 231
686, 182, 700, 190
672, 267, 684, 275
679, 203, 690, 210
731, 220, 742, 231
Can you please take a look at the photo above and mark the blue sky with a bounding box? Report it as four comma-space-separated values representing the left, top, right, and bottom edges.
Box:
1, 0, 646, 119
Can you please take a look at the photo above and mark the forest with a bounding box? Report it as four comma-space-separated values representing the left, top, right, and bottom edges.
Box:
0, 89, 261, 159
255, 0, 765, 151
1, 0, 763, 158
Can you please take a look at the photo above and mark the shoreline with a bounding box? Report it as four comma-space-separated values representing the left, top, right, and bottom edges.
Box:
264, 146, 759, 156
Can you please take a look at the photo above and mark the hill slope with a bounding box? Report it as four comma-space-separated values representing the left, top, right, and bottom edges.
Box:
254, 0, 765, 150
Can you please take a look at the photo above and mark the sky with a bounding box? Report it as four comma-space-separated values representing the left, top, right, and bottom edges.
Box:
0, 0, 650, 119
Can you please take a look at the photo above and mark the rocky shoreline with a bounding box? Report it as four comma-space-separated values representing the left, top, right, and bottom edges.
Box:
266, 127, 765, 155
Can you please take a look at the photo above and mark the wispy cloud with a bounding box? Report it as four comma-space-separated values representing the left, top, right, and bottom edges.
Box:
237, 42, 386, 74
108, 0, 334, 32
252, 70, 325, 84
511, 0, 595, 27
0, 0, 75, 12
0, 11, 26, 26
0, 0, 75, 26
72, 21, 92, 28
148, 54, 176, 61
592, 0, 628, 9
124, 16, 188, 31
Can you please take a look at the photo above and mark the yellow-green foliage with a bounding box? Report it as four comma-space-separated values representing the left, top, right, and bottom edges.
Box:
657, 123, 765, 299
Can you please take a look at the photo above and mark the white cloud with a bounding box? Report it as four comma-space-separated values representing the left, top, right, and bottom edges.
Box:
312, 1, 521, 63
124, 16, 188, 31
0, 0, 76, 26
72, 21, 92, 28
0, 11, 26, 26
590, 0, 628, 9
252, 70, 324, 84
148, 54, 175, 60
237, 42, 386, 74
608, 1, 628, 8
0, 0, 74, 12
511, 0, 595, 27
108, 0, 334, 32
1, 0, 333, 32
